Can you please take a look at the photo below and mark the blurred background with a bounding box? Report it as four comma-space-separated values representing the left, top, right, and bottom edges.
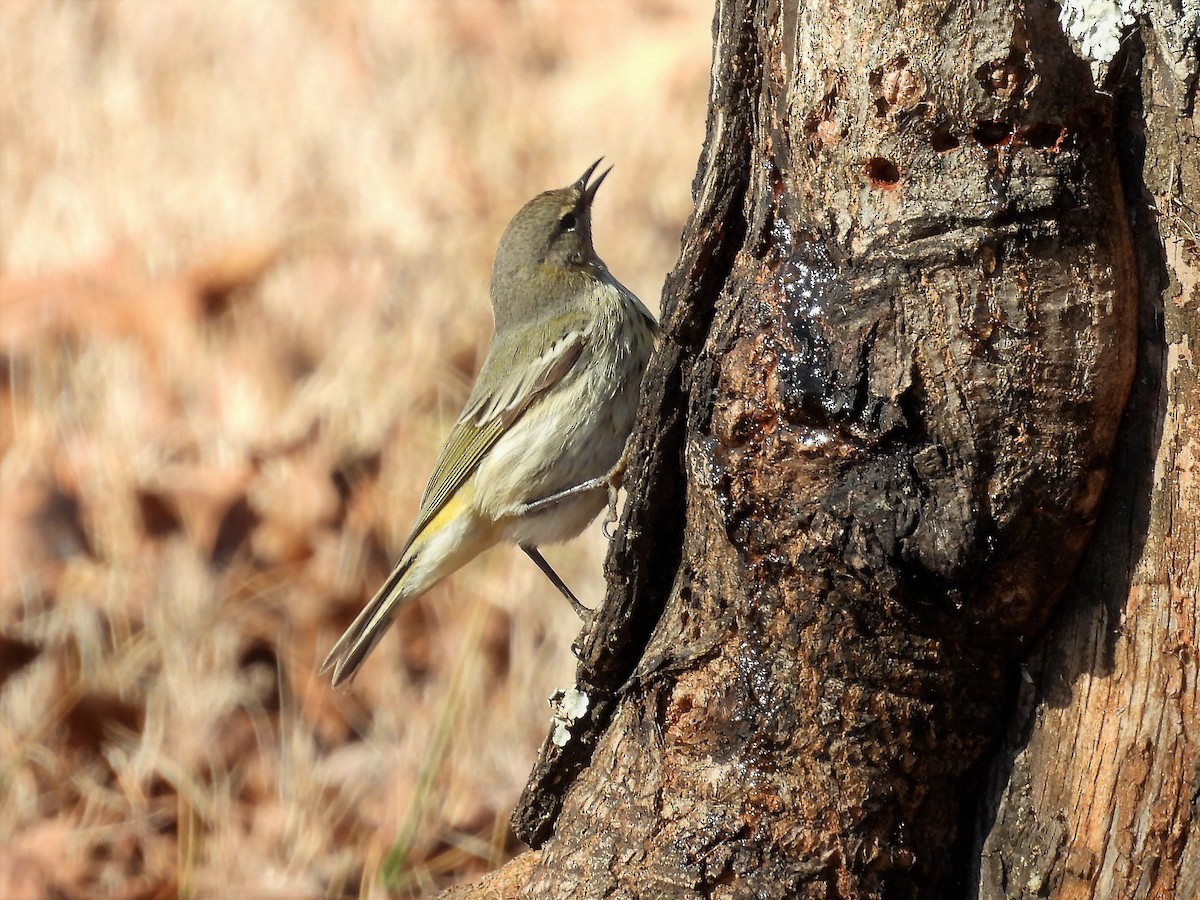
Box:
0, 1, 710, 896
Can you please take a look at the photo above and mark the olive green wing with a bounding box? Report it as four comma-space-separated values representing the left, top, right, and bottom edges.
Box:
400, 327, 587, 552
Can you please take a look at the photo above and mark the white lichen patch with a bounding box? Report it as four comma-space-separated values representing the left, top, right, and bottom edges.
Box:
548, 687, 591, 748
1057, 0, 1144, 75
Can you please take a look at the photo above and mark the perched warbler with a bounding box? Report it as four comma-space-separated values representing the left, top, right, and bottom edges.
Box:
322, 160, 657, 686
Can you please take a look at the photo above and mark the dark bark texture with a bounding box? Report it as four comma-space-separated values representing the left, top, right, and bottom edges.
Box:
508, 0, 1139, 896
443, 0, 1196, 896
975, 3, 1200, 899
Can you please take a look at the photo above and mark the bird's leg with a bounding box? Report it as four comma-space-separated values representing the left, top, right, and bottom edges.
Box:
522, 545, 591, 619
518, 446, 633, 528
517, 476, 608, 516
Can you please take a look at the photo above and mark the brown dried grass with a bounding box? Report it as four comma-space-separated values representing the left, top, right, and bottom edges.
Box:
0, 2, 710, 896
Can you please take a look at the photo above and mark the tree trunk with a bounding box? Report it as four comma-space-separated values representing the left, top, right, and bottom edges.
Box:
975, 2, 1200, 898
446, 0, 1197, 897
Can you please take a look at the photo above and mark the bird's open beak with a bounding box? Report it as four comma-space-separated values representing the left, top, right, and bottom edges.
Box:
574, 158, 612, 208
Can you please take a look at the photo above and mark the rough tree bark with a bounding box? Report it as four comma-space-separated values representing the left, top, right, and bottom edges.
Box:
446, 0, 1197, 897
976, 1, 1200, 898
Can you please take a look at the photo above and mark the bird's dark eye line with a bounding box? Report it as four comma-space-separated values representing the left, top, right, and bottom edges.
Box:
559, 211, 577, 231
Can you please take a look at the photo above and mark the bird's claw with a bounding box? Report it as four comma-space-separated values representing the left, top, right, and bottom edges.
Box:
601, 462, 626, 540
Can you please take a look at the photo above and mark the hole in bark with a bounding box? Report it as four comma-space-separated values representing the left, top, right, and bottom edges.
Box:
931, 129, 960, 153
864, 157, 900, 188
1018, 122, 1066, 150
973, 120, 1013, 147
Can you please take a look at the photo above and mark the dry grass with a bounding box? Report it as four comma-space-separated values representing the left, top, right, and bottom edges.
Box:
0, 2, 710, 896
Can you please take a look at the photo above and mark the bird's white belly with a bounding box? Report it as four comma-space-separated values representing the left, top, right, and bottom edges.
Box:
472, 323, 647, 546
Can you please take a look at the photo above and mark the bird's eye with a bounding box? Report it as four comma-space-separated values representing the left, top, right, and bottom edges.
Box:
559, 211, 577, 231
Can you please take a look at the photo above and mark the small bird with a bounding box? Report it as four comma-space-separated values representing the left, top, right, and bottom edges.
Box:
322, 160, 657, 686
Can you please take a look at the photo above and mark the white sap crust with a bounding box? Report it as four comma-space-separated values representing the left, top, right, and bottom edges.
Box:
549, 687, 591, 747
1057, 0, 1143, 74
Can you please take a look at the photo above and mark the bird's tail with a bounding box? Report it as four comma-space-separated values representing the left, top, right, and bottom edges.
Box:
320, 556, 415, 686
321, 490, 494, 685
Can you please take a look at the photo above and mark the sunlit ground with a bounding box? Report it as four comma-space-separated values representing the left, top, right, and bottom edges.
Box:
0, 2, 710, 895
